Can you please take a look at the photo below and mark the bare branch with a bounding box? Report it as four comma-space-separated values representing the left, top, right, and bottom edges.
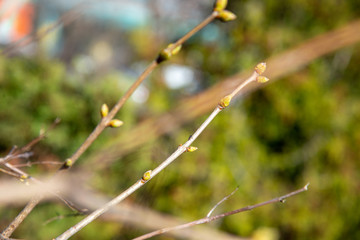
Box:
55, 62, 265, 240
133, 183, 310, 240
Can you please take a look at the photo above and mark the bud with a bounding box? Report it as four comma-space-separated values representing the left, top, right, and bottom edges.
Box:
64, 158, 73, 168
217, 10, 237, 22
214, 0, 228, 12
108, 119, 124, 128
20, 175, 28, 181
186, 146, 198, 152
142, 170, 152, 182
256, 76, 269, 83
219, 95, 232, 109
156, 43, 182, 64
100, 104, 109, 118
255, 62, 267, 75
170, 44, 182, 55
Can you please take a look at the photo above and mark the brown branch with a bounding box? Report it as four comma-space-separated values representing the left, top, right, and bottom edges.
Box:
133, 183, 310, 240
1, 197, 40, 238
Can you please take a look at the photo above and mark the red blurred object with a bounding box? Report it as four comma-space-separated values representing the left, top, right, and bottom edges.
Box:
0, 0, 35, 43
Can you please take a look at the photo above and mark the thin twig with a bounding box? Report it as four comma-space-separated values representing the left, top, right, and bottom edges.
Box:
16, 118, 61, 154
1, 197, 40, 238
12, 161, 62, 168
55, 63, 265, 240
133, 183, 310, 240
207, 187, 239, 217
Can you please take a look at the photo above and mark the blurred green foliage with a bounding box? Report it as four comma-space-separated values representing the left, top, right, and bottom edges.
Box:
1, 0, 360, 240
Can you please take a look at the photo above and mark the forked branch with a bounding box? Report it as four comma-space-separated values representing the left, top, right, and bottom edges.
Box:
133, 183, 310, 240
55, 62, 268, 240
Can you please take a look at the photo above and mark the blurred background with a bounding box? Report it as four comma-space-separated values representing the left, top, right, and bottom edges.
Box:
0, 0, 360, 239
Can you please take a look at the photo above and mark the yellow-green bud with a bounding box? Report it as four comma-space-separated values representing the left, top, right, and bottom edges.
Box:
100, 104, 109, 118
219, 95, 232, 109
142, 170, 152, 182
256, 76, 269, 83
65, 158, 73, 168
108, 119, 124, 128
214, 0, 228, 12
217, 10, 237, 22
186, 146, 198, 152
156, 43, 182, 63
170, 44, 182, 55
255, 62, 267, 75
20, 175, 28, 181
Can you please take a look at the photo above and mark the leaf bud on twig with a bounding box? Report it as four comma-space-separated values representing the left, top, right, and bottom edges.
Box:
64, 158, 73, 168
255, 62, 267, 75
156, 43, 182, 64
141, 170, 152, 183
219, 95, 233, 109
186, 146, 198, 152
216, 10, 237, 22
108, 119, 124, 128
100, 104, 109, 118
213, 0, 228, 12
256, 76, 269, 83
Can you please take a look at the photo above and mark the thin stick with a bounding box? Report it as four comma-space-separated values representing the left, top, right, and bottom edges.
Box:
1, 197, 40, 238
133, 183, 310, 240
55, 63, 264, 240
207, 187, 239, 217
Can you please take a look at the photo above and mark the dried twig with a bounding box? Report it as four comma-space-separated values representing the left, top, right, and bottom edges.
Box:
55, 62, 268, 240
133, 183, 310, 240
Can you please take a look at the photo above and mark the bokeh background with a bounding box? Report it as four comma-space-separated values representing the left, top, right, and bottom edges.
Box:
0, 0, 360, 239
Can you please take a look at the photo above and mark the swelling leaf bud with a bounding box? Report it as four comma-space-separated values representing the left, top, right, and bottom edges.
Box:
255, 62, 267, 75
186, 146, 198, 152
214, 0, 228, 12
217, 10, 237, 22
100, 104, 109, 118
256, 76, 269, 83
142, 170, 152, 182
108, 119, 124, 128
219, 95, 232, 109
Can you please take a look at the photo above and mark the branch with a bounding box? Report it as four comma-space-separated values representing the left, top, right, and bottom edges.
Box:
133, 183, 310, 240
3, 1, 236, 237
54, 62, 268, 240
